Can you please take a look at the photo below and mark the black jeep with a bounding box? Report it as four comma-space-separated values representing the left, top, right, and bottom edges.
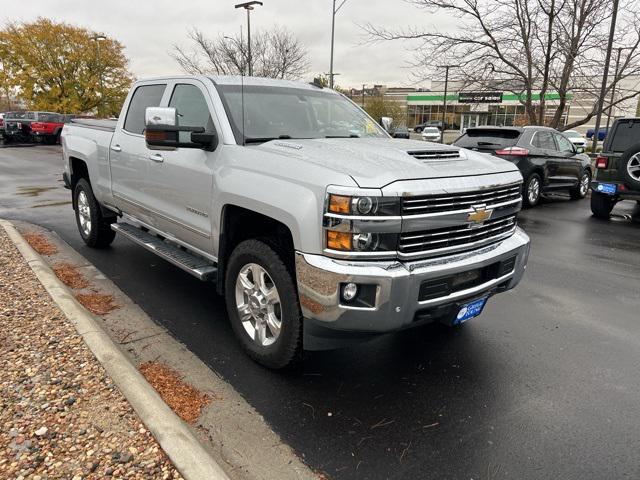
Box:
590, 118, 640, 218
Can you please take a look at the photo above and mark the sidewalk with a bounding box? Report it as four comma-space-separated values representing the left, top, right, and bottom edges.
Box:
0, 227, 182, 479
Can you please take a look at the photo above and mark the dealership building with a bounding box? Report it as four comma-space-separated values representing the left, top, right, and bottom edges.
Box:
351, 76, 640, 133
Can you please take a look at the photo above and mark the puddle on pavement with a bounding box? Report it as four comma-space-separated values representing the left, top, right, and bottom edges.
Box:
16, 186, 57, 197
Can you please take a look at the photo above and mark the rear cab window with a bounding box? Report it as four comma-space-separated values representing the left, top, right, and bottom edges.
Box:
454, 128, 522, 149
531, 131, 556, 150
607, 119, 640, 152
123, 84, 166, 135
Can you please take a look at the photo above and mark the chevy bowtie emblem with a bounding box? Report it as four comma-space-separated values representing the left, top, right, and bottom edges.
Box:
467, 206, 492, 224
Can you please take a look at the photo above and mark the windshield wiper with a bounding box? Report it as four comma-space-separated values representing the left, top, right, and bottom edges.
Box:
476, 141, 501, 146
325, 134, 360, 138
244, 135, 293, 144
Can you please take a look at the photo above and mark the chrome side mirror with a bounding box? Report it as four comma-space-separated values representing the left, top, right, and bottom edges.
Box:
145, 107, 178, 128
379, 116, 393, 132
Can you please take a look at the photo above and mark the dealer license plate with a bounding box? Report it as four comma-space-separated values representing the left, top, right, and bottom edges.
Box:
454, 297, 487, 325
596, 183, 617, 195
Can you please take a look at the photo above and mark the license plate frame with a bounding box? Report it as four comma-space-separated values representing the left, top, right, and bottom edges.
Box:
596, 183, 617, 195
454, 297, 488, 325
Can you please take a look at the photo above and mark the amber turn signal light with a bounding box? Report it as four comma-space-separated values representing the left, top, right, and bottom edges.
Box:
328, 194, 351, 214
326, 230, 352, 251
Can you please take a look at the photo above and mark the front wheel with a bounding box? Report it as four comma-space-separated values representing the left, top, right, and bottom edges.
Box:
225, 239, 302, 369
590, 191, 616, 219
74, 178, 116, 248
523, 173, 542, 208
570, 170, 591, 200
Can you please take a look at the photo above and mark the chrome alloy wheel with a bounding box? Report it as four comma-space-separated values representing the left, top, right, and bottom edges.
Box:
579, 173, 590, 196
234, 263, 282, 347
77, 191, 92, 236
628, 153, 640, 181
528, 176, 540, 204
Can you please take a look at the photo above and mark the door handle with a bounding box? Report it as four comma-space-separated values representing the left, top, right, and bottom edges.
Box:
110, 144, 122, 152
149, 153, 164, 163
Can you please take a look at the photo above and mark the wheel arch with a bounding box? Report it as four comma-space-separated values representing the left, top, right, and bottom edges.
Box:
216, 205, 296, 295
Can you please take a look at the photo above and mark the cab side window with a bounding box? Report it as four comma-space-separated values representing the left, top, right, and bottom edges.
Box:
169, 84, 215, 143
554, 133, 575, 153
532, 131, 555, 150
124, 84, 166, 135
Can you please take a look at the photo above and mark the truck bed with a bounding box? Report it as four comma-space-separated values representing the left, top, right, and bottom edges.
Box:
70, 118, 117, 132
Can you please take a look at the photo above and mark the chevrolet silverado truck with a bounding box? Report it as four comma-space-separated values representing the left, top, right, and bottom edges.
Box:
61, 76, 530, 369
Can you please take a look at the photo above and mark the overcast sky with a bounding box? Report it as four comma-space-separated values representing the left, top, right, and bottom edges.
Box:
1, 0, 457, 88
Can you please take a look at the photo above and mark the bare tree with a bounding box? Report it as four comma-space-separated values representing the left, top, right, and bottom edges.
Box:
363, 0, 640, 130
171, 26, 309, 80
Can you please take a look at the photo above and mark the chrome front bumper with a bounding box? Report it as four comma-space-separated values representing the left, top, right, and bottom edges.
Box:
296, 227, 530, 336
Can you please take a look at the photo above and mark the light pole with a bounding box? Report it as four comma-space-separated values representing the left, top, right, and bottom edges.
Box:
362, 84, 366, 107
329, 0, 349, 89
437, 65, 458, 143
605, 47, 630, 134
591, 0, 619, 153
90, 34, 107, 117
235, 1, 263, 77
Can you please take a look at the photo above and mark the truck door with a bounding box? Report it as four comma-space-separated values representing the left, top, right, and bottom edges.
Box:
143, 81, 218, 253
110, 83, 167, 227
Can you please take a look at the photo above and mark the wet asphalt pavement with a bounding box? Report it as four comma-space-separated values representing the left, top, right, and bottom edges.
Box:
1, 144, 639, 480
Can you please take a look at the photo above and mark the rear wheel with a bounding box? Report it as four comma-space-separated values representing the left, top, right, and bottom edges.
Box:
590, 191, 616, 219
73, 178, 116, 248
570, 170, 591, 200
225, 239, 302, 369
523, 173, 542, 208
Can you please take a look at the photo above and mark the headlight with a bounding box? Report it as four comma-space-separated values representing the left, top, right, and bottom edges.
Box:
326, 231, 398, 252
327, 194, 400, 216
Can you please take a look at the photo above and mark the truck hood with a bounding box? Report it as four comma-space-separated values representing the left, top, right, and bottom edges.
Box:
254, 137, 519, 188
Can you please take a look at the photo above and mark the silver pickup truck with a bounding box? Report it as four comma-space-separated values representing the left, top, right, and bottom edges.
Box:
62, 75, 530, 368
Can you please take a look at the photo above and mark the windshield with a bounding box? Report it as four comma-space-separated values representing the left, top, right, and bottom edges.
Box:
215, 84, 388, 144
423, 127, 439, 133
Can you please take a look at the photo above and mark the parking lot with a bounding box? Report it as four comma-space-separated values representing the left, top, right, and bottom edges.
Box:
1, 144, 639, 479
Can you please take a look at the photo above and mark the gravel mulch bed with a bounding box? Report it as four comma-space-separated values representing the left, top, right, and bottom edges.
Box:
0, 227, 183, 479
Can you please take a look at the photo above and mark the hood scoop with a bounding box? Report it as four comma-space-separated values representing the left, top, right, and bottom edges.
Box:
406, 149, 462, 162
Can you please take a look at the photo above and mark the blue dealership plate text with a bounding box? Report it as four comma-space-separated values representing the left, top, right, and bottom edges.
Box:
455, 297, 487, 325
596, 183, 617, 195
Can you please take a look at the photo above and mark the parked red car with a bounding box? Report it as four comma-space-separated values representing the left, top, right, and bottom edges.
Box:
30, 113, 72, 144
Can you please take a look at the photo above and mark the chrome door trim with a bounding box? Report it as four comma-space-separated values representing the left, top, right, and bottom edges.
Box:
114, 193, 211, 239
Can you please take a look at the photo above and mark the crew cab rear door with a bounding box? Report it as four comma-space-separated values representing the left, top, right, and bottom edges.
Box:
110, 82, 167, 226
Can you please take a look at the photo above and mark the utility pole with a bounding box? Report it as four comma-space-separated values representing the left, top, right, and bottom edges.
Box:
329, 0, 349, 89
235, 1, 263, 77
605, 47, 628, 134
362, 84, 365, 108
591, 0, 619, 153
438, 65, 457, 143
90, 34, 106, 117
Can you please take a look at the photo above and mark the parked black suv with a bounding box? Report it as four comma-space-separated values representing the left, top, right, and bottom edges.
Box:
590, 117, 640, 219
453, 126, 592, 207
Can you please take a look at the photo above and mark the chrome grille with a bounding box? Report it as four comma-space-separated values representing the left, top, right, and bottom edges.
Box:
402, 183, 521, 215
407, 150, 461, 161
399, 215, 517, 257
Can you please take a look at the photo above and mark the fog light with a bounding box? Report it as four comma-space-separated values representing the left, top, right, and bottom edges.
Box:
342, 282, 358, 301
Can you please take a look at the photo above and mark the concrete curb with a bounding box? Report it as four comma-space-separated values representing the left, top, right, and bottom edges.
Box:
1, 219, 230, 480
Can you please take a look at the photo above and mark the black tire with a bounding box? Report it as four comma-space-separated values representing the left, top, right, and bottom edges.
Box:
224, 239, 302, 369
618, 143, 640, 190
414, 127, 423, 133
73, 178, 116, 248
590, 191, 616, 219
570, 170, 591, 200
523, 173, 542, 208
